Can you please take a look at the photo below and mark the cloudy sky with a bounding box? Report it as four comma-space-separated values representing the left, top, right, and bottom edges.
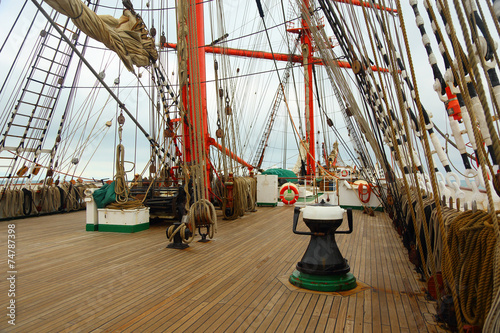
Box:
0, 0, 497, 183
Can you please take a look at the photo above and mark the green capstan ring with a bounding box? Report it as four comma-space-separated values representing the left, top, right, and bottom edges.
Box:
289, 270, 357, 292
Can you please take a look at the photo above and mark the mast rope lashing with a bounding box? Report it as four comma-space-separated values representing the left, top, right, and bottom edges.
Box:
357, 183, 371, 204
280, 183, 299, 205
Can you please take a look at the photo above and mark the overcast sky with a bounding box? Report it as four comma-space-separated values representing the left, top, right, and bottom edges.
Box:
0, 0, 497, 183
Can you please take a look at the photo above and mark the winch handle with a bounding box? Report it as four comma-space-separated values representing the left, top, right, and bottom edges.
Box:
292, 207, 325, 236
335, 208, 353, 234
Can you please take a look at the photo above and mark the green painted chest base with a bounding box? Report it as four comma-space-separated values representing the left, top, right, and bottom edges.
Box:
289, 270, 357, 292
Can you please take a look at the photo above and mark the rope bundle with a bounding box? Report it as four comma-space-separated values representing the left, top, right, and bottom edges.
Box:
1, 189, 24, 218
443, 210, 500, 327
0, 182, 95, 218
37, 186, 50, 213
189, 199, 217, 235
222, 177, 256, 220
429, 206, 461, 272
59, 183, 79, 211
114, 143, 129, 204
106, 199, 144, 210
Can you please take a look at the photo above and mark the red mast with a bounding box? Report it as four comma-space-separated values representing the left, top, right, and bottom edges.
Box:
304, 1, 315, 176
172, 1, 392, 178
288, 0, 316, 175
181, 0, 211, 193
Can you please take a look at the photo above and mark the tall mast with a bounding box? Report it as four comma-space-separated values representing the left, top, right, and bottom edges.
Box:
303, 0, 315, 176
288, 0, 316, 175
180, 0, 210, 192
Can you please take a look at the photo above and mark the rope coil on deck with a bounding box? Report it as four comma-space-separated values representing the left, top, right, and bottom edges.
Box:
222, 177, 257, 220
442, 210, 499, 327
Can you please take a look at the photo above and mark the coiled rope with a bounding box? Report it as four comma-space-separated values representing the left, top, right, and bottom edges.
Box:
50, 186, 61, 212
60, 183, 79, 211
11, 189, 23, 217
38, 185, 50, 213
442, 210, 499, 327
190, 198, 217, 237
222, 177, 256, 220
245, 177, 257, 212
106, 118, 144, 210
114, 142, 129, 204
430, 206, 461, 272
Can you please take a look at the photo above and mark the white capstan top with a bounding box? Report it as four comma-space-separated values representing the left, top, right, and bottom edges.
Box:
301, 204, 345, 221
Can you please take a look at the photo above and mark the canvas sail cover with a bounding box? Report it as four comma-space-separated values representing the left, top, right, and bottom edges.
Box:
43, 0, 158, 71
292, 140, 309, 175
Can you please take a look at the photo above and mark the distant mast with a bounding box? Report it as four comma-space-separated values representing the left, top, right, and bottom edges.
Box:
288, 0, 316, 176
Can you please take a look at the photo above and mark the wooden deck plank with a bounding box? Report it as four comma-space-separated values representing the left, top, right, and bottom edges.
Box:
275, 292, 306, 332
0, 207, 444, 332
304, 294, 326, 332
262, 292, 299, 333
295, 293, 319, 331
378, 217, 402, 332
283, 293, 313, 332
314, 295, 333, 332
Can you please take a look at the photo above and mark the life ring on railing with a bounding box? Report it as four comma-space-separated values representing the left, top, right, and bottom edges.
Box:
280, 183, 299, 205
340, 169, 349, 178
358, 183, 371, 203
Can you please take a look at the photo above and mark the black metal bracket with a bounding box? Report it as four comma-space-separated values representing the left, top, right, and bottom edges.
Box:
292, 207, 326, 236
335, 208, 353, 234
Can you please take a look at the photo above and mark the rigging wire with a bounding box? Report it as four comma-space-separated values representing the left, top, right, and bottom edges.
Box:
0, 0, 29, 54
254, 0, 311, 171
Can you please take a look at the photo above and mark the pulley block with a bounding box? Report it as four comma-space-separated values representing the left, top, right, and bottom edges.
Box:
351, 59, 362, 74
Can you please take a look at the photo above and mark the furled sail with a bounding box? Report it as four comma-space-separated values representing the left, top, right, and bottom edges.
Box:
43, 0, 158, 71
327, 141, 339, 168
292, 140, 309, 175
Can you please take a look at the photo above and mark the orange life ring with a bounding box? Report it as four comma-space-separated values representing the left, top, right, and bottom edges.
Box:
340, 169, 349, 177
358, 183, 371, 203
280, 183, 299, 205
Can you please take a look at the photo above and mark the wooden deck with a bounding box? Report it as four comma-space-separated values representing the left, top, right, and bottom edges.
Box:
0, 206, 446, 332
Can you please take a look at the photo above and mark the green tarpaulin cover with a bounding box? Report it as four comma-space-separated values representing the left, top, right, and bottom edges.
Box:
92, 182, 116, 208
262, 168, 298, 183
